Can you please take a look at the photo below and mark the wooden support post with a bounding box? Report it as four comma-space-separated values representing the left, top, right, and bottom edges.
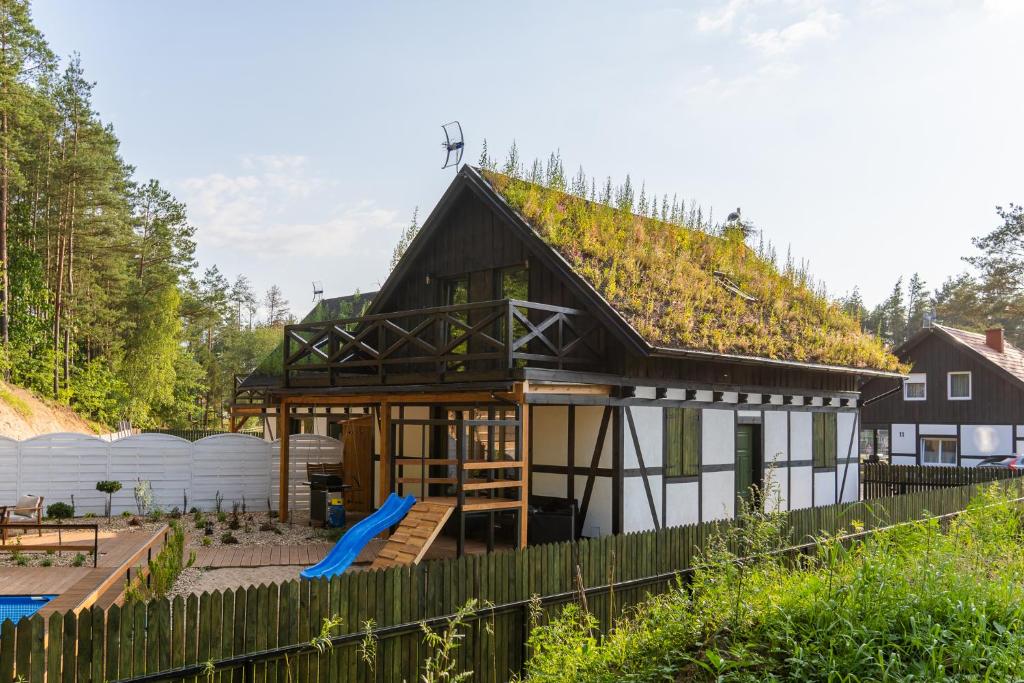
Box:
518, 390, 530, 549
378, 401, 392, 506
278, 398, 290, 523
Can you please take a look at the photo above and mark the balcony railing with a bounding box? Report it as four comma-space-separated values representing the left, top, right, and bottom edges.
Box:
283, 299, 604, 387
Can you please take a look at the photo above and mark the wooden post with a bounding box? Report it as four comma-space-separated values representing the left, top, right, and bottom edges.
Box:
278, 398, 290, 523
518, 386, 530, 549
378, 401, 391, 506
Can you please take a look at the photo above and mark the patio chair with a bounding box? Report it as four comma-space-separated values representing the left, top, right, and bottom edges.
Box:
0, 495, 44, 544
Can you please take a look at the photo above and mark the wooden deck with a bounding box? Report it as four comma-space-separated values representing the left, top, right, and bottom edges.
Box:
0, 526, 170, 617
189, 543, 334, 568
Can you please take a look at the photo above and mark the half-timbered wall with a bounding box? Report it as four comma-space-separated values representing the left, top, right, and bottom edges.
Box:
529, 400, 859, 538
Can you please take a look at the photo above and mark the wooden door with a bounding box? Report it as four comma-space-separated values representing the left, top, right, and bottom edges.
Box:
343, 416, 375, 513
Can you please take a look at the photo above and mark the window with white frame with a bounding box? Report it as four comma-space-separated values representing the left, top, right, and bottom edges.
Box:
921, 437, 957, 466
947, 371, 972, 400
903, 373, 926, 401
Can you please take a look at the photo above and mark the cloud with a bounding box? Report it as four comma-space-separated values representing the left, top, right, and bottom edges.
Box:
179, 155, 402, 259
744, 7, 842, 54
697, 0, 750, 33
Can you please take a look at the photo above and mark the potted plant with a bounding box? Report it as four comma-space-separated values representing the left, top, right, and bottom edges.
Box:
96, 480, 123, 519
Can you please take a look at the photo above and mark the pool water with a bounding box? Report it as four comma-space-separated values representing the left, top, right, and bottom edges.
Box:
0, 595, 56, 624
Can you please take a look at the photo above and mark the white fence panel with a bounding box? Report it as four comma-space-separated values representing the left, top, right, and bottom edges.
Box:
110, 434, 193, 514
191, 434, 272, 512
0, 436, 20, 504
18, 433, 110, 514
270, 434, 344, 515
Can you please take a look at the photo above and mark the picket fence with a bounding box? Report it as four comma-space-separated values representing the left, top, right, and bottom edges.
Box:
861, 462, 1023, 499
0, 433, 341, 516
2, 476, 1019, 683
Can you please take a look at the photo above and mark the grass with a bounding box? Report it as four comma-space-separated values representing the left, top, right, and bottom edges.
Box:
519, 484, 1024, 681
0, 384, 33, 418
482, 169, 903, 372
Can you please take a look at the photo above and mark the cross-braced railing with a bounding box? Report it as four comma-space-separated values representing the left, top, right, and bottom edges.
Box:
283, 299, 604, 386
233, 374, 269, 405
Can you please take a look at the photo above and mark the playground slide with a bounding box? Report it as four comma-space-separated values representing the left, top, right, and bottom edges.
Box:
300, 493, 417, 579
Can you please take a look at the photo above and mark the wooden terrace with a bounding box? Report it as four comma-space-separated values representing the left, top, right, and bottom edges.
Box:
0, 526, 169, 618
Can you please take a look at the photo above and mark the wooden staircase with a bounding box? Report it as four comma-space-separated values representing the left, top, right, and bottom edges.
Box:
369, 501, 455, 569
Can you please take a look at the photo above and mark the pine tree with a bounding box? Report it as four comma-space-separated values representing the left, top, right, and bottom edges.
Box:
502, 140, 520, 179
390, 207, 419, 272
905, 273, 931, 338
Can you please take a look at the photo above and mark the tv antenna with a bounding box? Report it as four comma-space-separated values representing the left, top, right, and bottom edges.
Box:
312, 281, 323, 303
441, 121, 464, 171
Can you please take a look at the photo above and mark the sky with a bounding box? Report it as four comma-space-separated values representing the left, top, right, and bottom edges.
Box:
29, 0, 1024, 318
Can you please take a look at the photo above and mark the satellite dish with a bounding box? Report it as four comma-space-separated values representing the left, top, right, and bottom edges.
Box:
441, 121, 464, 170
312, 281, 323, 303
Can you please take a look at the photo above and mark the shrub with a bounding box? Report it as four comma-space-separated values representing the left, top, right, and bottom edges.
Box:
72, 553, 86, 567
39, 557, 52, 567
201, 536, 212, 547
123, 520, 195, 603
216, 511, 227, 524
121, 510, 133, 518
220, 532, 239, 545
134, 479, 153, 516
95, 480, 122, 518
46, 502, 74, 520
83, 512, 97, 519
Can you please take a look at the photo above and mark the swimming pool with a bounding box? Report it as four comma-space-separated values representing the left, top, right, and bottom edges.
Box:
0, 595, 56, 624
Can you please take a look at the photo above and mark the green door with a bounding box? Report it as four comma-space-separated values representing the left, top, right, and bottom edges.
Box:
736, 425, 754, 504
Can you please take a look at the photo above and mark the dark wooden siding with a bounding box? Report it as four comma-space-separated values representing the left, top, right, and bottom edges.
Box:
374, 186, 862, 394
861, 331, 1024, 424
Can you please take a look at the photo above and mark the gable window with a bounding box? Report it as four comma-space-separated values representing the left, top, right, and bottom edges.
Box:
664, 407, 700, 478
921, 437, 957, 466
947, 372, 972, 400
498, 265, 529, 300
812, 412, 837, 468
903, 373, 926, 401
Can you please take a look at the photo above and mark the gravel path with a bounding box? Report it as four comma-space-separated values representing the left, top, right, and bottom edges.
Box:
169, 565, 311, 598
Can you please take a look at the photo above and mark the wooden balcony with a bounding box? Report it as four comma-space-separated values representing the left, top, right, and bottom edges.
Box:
283, 298, 604, 387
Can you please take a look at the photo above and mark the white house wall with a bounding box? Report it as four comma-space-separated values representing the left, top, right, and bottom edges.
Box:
788, 412, 813, 510
763, 411, 789, 510
664, 481, 699, 527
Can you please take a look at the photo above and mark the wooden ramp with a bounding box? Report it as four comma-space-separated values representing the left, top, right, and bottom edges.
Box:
369, 501, 454, 569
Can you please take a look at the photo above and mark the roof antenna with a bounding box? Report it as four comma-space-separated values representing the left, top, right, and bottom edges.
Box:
312, 281, 323, 303
441, 121, 464, 172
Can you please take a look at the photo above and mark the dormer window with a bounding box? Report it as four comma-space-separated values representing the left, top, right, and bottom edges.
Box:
904, 373, 926, 401
948, 371, 972, 400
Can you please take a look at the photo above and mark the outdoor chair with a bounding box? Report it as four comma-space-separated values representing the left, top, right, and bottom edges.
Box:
0, 495, 44, 543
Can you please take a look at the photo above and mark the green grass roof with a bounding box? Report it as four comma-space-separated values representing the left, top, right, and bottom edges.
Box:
482, 170, 902, 372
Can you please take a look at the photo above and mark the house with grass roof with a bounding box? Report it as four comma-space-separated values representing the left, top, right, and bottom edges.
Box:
233, 165, 903, 554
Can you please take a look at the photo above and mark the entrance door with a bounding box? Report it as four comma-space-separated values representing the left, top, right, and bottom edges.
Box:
342, 416, 375, 513
735, 424, 762, 508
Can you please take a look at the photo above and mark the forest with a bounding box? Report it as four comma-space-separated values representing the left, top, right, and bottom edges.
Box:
0, 1, 292, 429
2, 0, 1018, 432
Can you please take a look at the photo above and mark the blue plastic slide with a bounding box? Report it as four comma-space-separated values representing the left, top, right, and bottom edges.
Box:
300, 493, 417, 579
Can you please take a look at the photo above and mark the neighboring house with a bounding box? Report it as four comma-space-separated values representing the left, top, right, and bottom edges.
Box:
233, 165, 902, 551
860, 324, 1024, 467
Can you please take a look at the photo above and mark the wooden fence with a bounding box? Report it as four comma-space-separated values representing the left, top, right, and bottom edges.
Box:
2, 477, 1022, 683
861, 463, 1023, 499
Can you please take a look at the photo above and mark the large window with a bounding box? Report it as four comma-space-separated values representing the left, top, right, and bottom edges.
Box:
904, 373, 926, 401
664, 407, 700, 478
921, 437, 957, 466
948, 371, 972, 400
812, 412, 837, 468
860, 427, 890, 463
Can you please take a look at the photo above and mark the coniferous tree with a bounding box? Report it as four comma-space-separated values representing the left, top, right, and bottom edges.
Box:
390, 207, 419, 272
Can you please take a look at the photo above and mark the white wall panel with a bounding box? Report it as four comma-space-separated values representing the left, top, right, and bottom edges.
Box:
814, 470, 836, 507
576, 475, 612, 537
532, 407, 568, 467
0, 436, 20, 503
892, 424, 916, 454
110, 434, 191, 513
891, 455, 917, 466
701, 470, 734, 521
790, 413, 812, 464
920, 424, 956, 436
531, 472, 566, 498
623, 476, 662, 532
575, 407, 612, 469
701, 409, 735, 466
789, 466, 813, 510
624, 407, 662, 469
961, 425, 1013, 457
664, 481, 699, 527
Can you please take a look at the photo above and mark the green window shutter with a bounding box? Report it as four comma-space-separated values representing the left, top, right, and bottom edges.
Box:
664, 408, 683, 477
682, 408, 700, 477
812, 413, 824, 467
825, 413, 837, 467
